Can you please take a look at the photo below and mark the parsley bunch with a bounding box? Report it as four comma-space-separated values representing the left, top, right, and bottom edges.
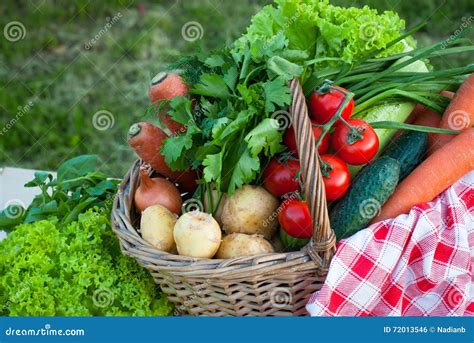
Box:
161, 46, 303, 195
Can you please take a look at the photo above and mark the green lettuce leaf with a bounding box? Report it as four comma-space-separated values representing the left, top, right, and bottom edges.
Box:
0, 210, 172, 316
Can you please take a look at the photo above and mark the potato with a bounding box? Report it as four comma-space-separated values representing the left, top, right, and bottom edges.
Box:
216, 233, 274, 259
203, 184, 227, 225
140, 205, 177, 252
173, 211, 222, 258
221, 185, 279, 239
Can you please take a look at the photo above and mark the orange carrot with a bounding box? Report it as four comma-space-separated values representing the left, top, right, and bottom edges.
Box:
373, 128, 474, 222
413, 109, 441, 128
413, 91, 454, 153
392, 91, 454, 142
149, 72, 188, 103
149, 72, 188, 134
413, 109, 442, 154
391, 105, 426, 141
405, 103, 426, 124
431, 75, 474, 151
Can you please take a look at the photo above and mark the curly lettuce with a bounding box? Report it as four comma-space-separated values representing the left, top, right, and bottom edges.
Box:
233, 0, 407, 67
0, 209, 172, 316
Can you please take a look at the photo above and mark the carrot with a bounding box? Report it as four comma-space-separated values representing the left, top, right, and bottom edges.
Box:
391, 105, 426, 141
431, 75, 474, 152
373, 128, 474, 222
149, 72, 188, 134
405, 103, 426, 124
149, 72, 188, 103
412, 91, 454, 153
392, 91, 454, 142
127, 122, 196, 192
413, 108, 442, 154
413, 109, 441, 127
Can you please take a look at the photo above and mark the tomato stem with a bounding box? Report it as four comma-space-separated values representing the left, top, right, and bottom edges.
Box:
316, 79, 334, 95
319, 157, 333, 178
338, 116, 365, 145
314, 86, 354, 148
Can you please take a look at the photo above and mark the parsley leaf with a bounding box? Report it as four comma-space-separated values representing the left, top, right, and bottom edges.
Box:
262, 78, 292, 112
227, 148, 260, 194
161, 134, 194, 171
203, 151, 223, 190
167, 97, 193, 125
191, 73, 231, 99
223, 65, 238, 91
245, 118, 284, 157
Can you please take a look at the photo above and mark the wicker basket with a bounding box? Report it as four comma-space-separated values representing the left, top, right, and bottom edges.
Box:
111, 78, 337, 316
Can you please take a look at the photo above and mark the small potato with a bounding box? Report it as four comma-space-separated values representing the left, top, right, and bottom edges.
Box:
140, 205, 177, 252
203, 184, 227, 225
174, 211, 222, 258
221, 185, 279, 239
216, 233, 274, 259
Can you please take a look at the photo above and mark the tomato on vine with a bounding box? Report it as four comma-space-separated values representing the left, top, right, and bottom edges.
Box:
262, 158, 301, 197
309, 85, 354, 124
283, 121, 330, 156
331, 119, 379, 165
320, 154, 350, 201
278, 198, 312, 239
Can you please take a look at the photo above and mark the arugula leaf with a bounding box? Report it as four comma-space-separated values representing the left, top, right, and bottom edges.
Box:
0, 155, 119, 232
24, 172, 51, 187
245, 119, 284, 157
24, 200, 59, 223
87, 179, 119, 196
57, 155, 97, 181
262, 78, 292, 112
191, 73, 231, 99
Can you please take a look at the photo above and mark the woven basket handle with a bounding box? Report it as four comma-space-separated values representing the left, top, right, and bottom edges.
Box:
289, 78, 336, 265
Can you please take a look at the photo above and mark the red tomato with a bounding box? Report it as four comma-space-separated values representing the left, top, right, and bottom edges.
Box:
283, 122, 330, 156
320, 154, 350, 201
278, 199, 312, 239
331, 119, 379, 165
262, 159, 301, 197
309, 85, 354, 124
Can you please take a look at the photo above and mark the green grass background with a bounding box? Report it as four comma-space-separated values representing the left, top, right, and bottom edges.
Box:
1, 0, 472, 177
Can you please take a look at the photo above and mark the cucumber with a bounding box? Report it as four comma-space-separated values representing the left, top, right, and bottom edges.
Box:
382, 131, 428, 181
279, 229, 309, 251
330, 156, 400, 239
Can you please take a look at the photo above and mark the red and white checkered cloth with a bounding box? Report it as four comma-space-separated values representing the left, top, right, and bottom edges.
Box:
306, 171, 474, 316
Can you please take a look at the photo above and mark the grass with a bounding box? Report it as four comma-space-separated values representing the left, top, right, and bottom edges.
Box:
0, 0, 472, 177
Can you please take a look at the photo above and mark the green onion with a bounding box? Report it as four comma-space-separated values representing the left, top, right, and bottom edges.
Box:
369, 121, 460, 134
